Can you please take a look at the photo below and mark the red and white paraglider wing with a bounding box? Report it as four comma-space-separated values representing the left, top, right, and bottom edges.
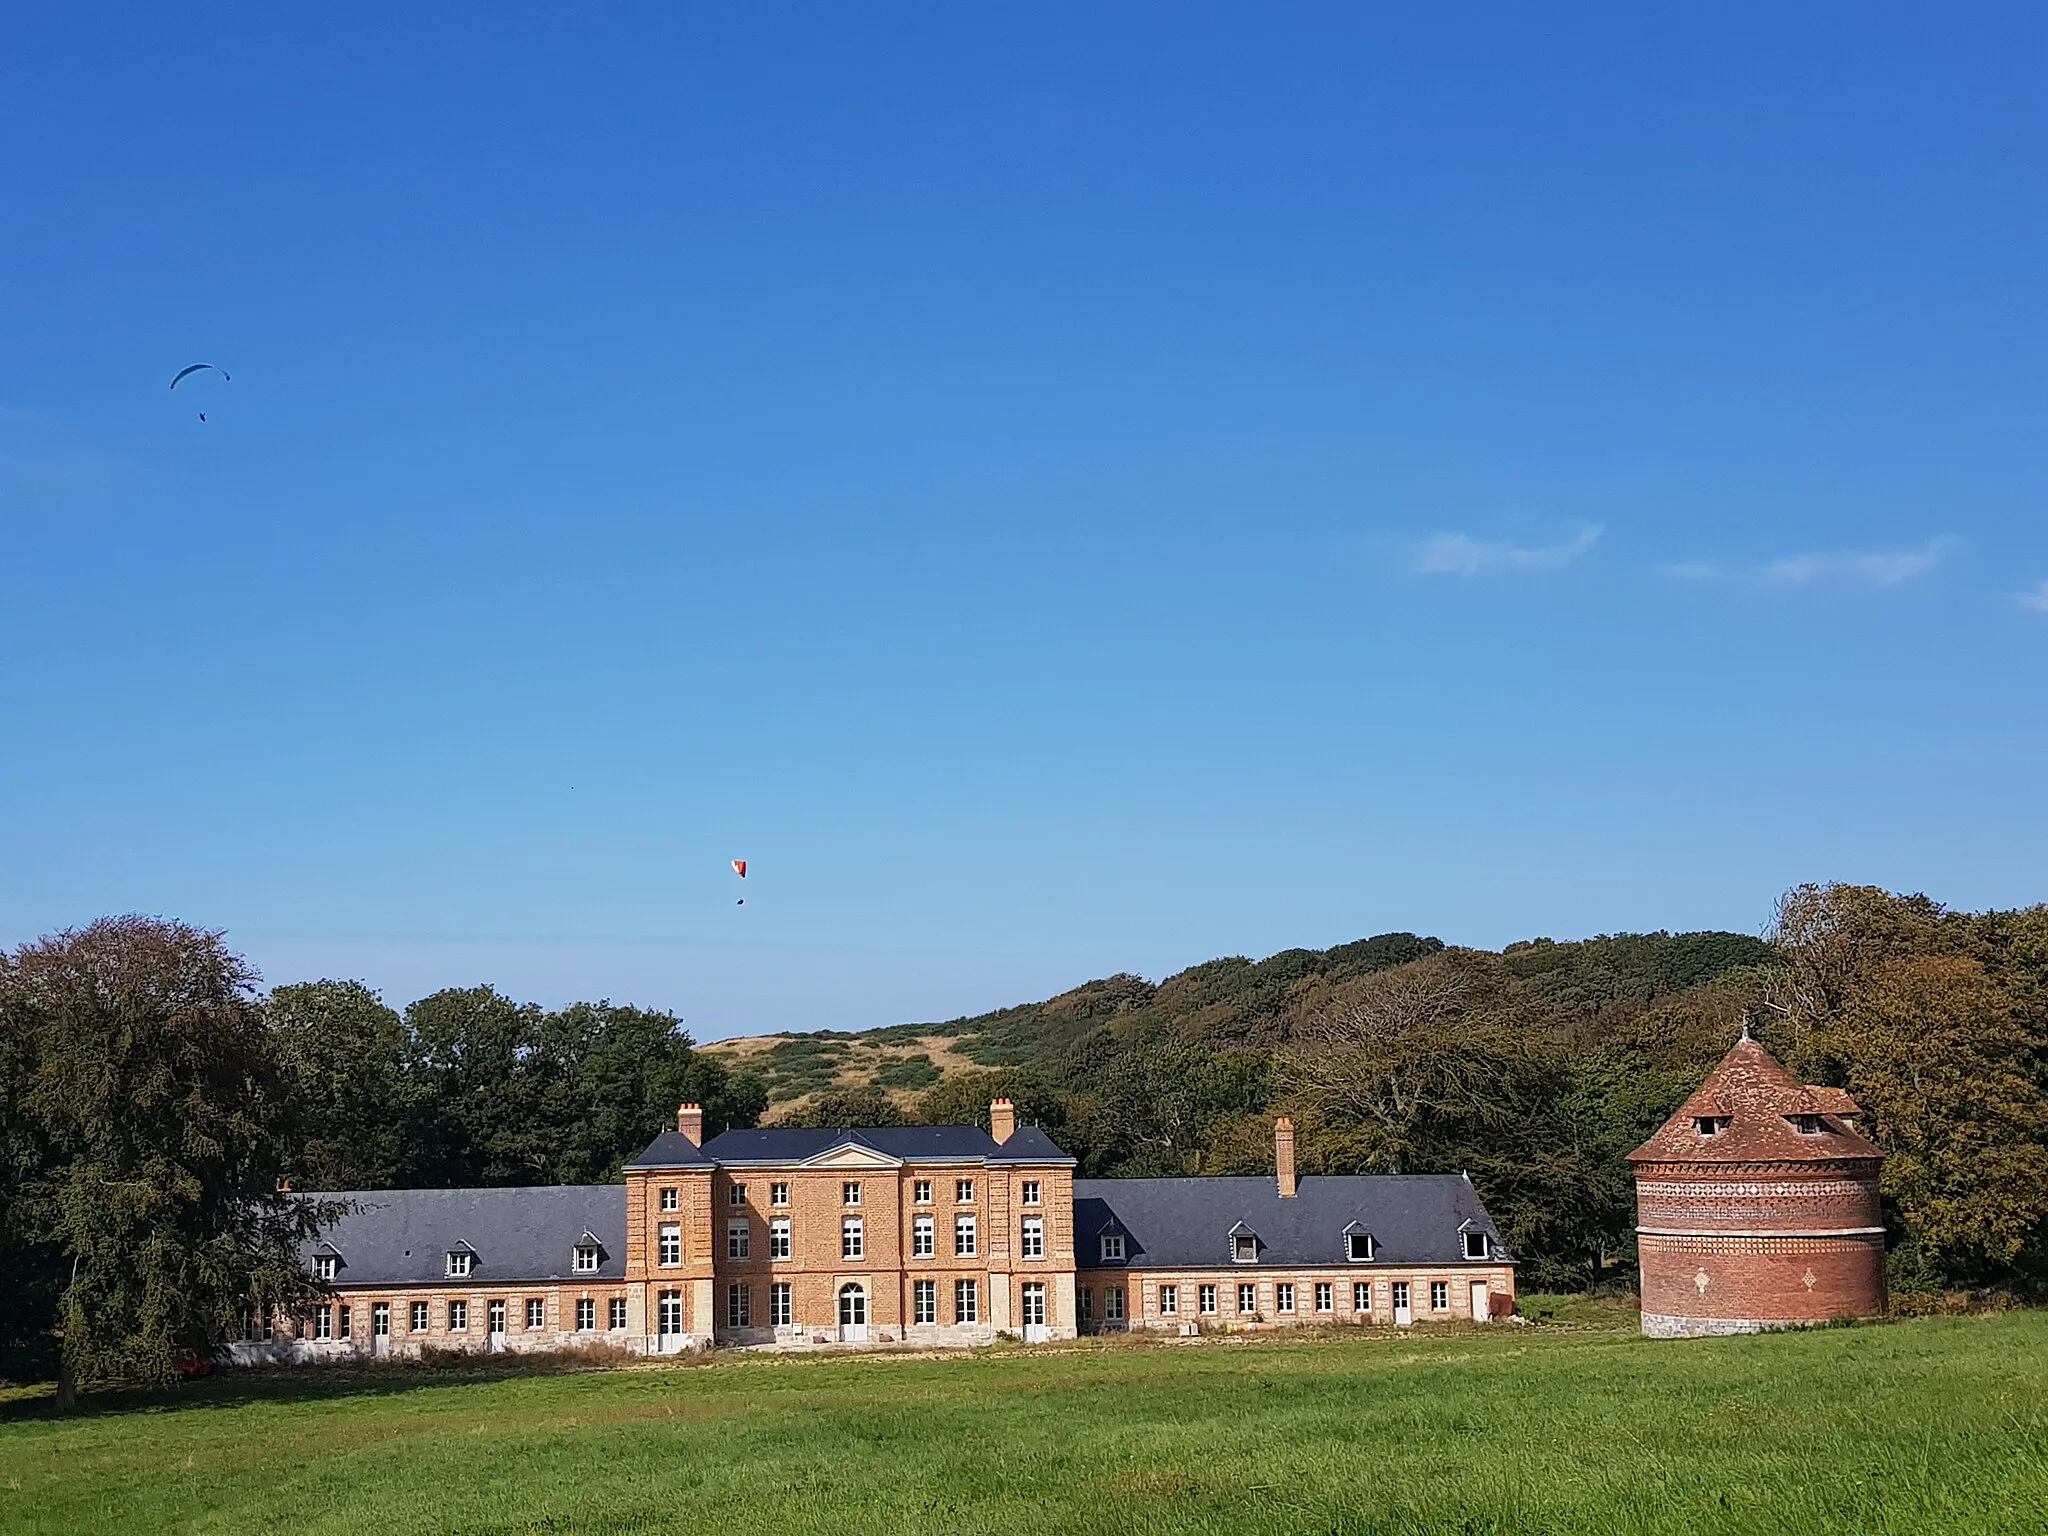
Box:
731, 860, 747, 878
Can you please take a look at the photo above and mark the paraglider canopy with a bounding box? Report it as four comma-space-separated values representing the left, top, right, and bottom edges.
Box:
170, 363, 229, 389
731, 860, 747, 878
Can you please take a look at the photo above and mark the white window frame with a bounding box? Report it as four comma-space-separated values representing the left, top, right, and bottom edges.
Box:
842, 1216, 865, 1260
446, 1250, 473, 1278
1199, 1283, 1217, 1315
656, 1290, 683, 1336
913, 1279, 937, 1325
1099, 1233, 1125, 1263
658, 1223, 682, 1267
313, 1305, 332, 1341
1020, 1215, 1044, 1260
1354, 1281, 1373, 1312
770, 1181, 790, 1207
526, 1297, 546, 1329
488, 1299, 507, 1334
954, 1278, 979, 1324
913, 1179, 932, 1204
1237, 1282, 1258, 1314
372, 1301, 391, 1337
1463, 1231, 1489, 1261
1103, 1286, 1125, 1321
1431, 1281, 1450, 1311
659, 1186, 678, 1211
954, 1214, 977, 1257
1232, 1234, 1259, 1264
770, 1282, 792, 1327
1021, 1282, 1046, 1327
448, 1299, 469, 1331
912, 1213, 935, 1258
1158, 1284, 1178, 1316
730, 1182, 748, 1207
576, 1297, 595, 1330
1315, 1282, 1334, 1313
314, 1254, 339, 1281
769, 1217, 791, 1260
1347, 1233, 1376, 1262
1021, 1179, 1041, 1206
1276, 1283, 1295, 1314
727, 1220, 751, 1260
573, 1244, 599, 1274
409, 1301, 430, 1333
609, 1297, 627, 1329
955, 1178, 974, 1204
842, 1181, 862, 1207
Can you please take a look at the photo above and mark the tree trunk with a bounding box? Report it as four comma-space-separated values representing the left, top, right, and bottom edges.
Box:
54, 1349, 77, 1414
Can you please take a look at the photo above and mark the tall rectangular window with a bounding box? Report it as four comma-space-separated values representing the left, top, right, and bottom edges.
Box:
913, 1279, 937, 1325
448, 1300, 468, 1331
657, 1290, 683, 1335
660, 1186, 679, 1211
315, 1254, 338, 1281
1354, 1282, 1372, 1312
1021, 1179, 1041, 1205
609, 1297, 627, 1329
953, 1279, 979, 1324
1237, 1283, 1257, 1314
526, 1298, 545, 1329
658, 1224, 682, 1267
727, 1220, 750, 1260
1104, 1287, 1125, 1321
1276, 1284, 1295, 1314
955, 1179, 974, 1203
770, 1283, 792, 1326
313, 1306, 332, 1341
912, 1214, 935, 1257
372, 1302, 391, 1337
576, 1298, 595, 1330
488, 1299, 506, 1334
913, 1179, 932, 1204
1315, 1282, 1334, 1313
410, 1301, 429, 1332
842, 1217, 864, 1260
1199, 1284, 1217, 1315
1392, 1281, 1410, 1314
339, 1304, 353, 1339
727, 1284, 751, 1328
1431, 1282, 1449, 1312
842, 1181, 862, 1206
1158, 1284, 1178, 1316
1020, 1216, 1044, 1260
954, 1214, 977, 1257
1021, 1283, 1046, 1327
770, 1182, 789, 1207
730, 1183, 748, 1207
769, 1217, 791, 1260
1078, 1287, 1093, 1322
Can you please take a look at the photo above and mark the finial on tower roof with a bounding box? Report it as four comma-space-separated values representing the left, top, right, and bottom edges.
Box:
1738, 1012, 1753, 1043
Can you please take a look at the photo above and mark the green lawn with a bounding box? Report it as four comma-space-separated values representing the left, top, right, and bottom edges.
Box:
3, 1311, 2045, 1535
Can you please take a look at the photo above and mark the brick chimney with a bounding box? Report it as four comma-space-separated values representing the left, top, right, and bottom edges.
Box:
1274, 1117, 1297, 1198
677, 1103, 703, 1145
989, 1097, 1016, 1145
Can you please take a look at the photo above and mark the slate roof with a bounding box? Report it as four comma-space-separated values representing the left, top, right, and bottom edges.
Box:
1072, 1175, 1508, 1270
637, 1123, 1075, 1167
622, 1130, 715, 1170
1627, 1034, 1884, 1166
298, 1186, 627, 1287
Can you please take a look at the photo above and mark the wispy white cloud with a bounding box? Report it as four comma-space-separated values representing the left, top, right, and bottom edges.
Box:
1660, 538, 1954, 590
1412, 523, 1601, 577
2021, 580, 2048, 613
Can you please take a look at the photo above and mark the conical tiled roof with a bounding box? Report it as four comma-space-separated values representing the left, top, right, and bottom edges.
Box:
1627, 1032, 1883, 1165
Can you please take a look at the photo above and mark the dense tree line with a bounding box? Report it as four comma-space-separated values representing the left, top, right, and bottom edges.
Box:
0, 918, 764, 1396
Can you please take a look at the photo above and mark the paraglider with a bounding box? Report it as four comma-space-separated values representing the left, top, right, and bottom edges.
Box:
170, 363, 229, 421
732, 859, 747, 904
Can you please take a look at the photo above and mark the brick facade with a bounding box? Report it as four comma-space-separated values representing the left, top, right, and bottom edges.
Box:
1629, 1032, 1886, 1337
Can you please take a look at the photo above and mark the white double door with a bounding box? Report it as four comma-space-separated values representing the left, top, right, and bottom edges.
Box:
838, 1284, 869, 1343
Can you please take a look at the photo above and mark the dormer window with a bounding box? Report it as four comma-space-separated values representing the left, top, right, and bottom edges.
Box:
1099, 1233, 1125, 1263
446, 1250, 473, 1278
1346, 1232, 1375, 1262
314, 1254, 340, 1281
1463, 1231, 1490, 1261
1231, 1232, 1259, 1264
573, 1243, 600, 1274
1695, 1116, 1721, 1137
1793, 1113, 1824, 1135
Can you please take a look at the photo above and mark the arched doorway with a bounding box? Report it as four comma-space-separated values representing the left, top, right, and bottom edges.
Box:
837, 1283, 869, 1344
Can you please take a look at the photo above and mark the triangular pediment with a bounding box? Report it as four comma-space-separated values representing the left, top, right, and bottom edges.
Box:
799, 1140, 904, 1169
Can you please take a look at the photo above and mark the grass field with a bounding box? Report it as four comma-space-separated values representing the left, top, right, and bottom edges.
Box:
3, 1307, 2045, 1535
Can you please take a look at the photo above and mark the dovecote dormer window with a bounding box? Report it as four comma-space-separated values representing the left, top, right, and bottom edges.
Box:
1463, 1231, 1490, 1261
446, 1249, 473, 1278
1793, 1113, 1824, 1135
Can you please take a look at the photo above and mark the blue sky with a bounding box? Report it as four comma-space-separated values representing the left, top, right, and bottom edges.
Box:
5, 5, 2046, 1038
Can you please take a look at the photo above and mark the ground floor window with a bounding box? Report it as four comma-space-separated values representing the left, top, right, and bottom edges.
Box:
1103, 1286, 1125, 1322
488, 1300, 507, 1334
1199, 1284, 1217, 1315
657, 1290, 683, 1336
611, 1297, 628, 1330
954, 1279, 979, 1325
1430, 1281, 1449, 1312
1238, 1283, 1258, 1314
313, 1305, 332, 1341
1276, 1284, 1295, 1313
448, 1300, 468, 1331
1158, 1284, 1178, 1316
913, 1279, 937, 1325
1391, 1282, 1410, 1315
525, 1298, 544, 1329
728, 1284, 751, 1328
410, 1301, 430, 1332
1315, 1283, 1333, 1313
770, 1284, 792, 1327
577, 1297, 596, 1330
1078, 1287, 1093, 1322
372, 1302, 391, 1337
1354, 1282, 1372, 1312
1021, 1283, 1046, 1328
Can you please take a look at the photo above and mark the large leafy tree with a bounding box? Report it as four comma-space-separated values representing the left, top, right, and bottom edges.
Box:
269, 980, 424, 1190
5, 917, 330, 1407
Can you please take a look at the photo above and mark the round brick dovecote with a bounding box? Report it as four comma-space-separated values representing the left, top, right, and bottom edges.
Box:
1628, 1030, 1885, 1337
